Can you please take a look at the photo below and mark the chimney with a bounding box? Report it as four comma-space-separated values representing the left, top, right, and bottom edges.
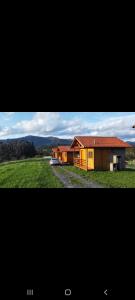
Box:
93, 139, 96, 145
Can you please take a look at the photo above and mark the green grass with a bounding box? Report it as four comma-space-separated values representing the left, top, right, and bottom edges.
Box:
62, 165, 135, 188
0, 158, 63, 188
127, 160, 135, 169
0, 158, 135, 188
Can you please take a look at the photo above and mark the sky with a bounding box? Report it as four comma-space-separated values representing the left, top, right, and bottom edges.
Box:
0, 112, 135, 141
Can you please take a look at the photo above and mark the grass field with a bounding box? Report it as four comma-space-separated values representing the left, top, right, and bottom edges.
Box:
0, 158, 135, 188
62, 165, 135, 188
0, 158, 63, 188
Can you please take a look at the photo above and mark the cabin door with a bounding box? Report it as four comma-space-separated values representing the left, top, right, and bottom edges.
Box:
87, 149, 94, 170
80, 149, 85, 161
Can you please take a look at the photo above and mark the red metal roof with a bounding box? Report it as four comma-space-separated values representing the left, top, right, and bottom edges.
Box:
52, 146, 79, 153
58, 146, 74, 152
52, 148, 59, 152
73, 136, 131, 148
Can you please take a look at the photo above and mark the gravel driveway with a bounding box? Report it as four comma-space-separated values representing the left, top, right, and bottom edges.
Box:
52, 166, 104, 188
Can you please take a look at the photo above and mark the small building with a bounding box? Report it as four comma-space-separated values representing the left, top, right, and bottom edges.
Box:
52, 148, 59, 159
71, 136, 131, 171
52, 146, 79, 164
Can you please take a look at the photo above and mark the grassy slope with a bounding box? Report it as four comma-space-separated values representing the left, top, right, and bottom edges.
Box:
62, 166, 135, 188
0, 158, 63, 188
0, 158, 135, 188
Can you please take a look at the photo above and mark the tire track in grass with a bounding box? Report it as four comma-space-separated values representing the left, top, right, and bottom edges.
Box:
52, 166, 104, 188
52, 166, 82, 188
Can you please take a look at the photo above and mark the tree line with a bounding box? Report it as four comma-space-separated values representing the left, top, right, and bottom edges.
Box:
125, 147, 135, 160
0, 141, 36, 163
0, 140, 135, 163
36, 145, 52, 157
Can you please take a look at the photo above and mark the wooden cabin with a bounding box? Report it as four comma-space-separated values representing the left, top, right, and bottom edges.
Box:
52, 146, 79, 164
52, 148, 59, 159
58, 146, 74, 164
71, 136, 131, 171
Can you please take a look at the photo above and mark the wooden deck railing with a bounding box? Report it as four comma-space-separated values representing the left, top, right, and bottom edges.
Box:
74, 158, 87, 169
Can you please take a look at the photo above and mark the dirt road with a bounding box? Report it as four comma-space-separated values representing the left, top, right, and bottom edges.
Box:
52, 166, 104, 188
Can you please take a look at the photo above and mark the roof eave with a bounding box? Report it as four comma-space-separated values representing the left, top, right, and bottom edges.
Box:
71, 136, 84, 148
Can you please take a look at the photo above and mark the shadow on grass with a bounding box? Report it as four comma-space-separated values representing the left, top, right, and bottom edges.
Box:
125, 168, 135, 172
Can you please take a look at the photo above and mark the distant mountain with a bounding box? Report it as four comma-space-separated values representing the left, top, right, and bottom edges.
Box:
0, 135, 72, 148
126, 141, 135, 147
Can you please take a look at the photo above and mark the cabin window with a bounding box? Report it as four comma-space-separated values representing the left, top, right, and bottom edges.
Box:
88, 151, 93, 158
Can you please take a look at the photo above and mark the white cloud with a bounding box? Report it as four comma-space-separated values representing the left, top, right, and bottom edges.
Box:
3, 112, 15, 116
14, 112, 62, 134
0, 127, 13, 137
0, 112, 135, 141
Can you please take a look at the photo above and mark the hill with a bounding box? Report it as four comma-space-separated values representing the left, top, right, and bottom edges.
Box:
126, 141, 135, 147
0, 135, 72, 148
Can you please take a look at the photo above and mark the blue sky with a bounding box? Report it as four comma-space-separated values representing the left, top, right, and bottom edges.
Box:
0, 112, 135, 141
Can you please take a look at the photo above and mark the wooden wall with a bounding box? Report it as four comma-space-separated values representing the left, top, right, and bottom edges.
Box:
94, 148, 126, 170
61, 152, 74, 163
94, 149, 110, 170
67, 152, 74, 164
62, 152, 67, 163
58, 152, 62, 161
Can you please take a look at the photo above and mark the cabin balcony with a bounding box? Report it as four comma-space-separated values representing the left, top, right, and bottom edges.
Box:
74, 158, 87, 170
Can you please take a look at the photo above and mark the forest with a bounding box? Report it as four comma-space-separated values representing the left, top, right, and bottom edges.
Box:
0, 140, 135, 164
0, 141, 36, 163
